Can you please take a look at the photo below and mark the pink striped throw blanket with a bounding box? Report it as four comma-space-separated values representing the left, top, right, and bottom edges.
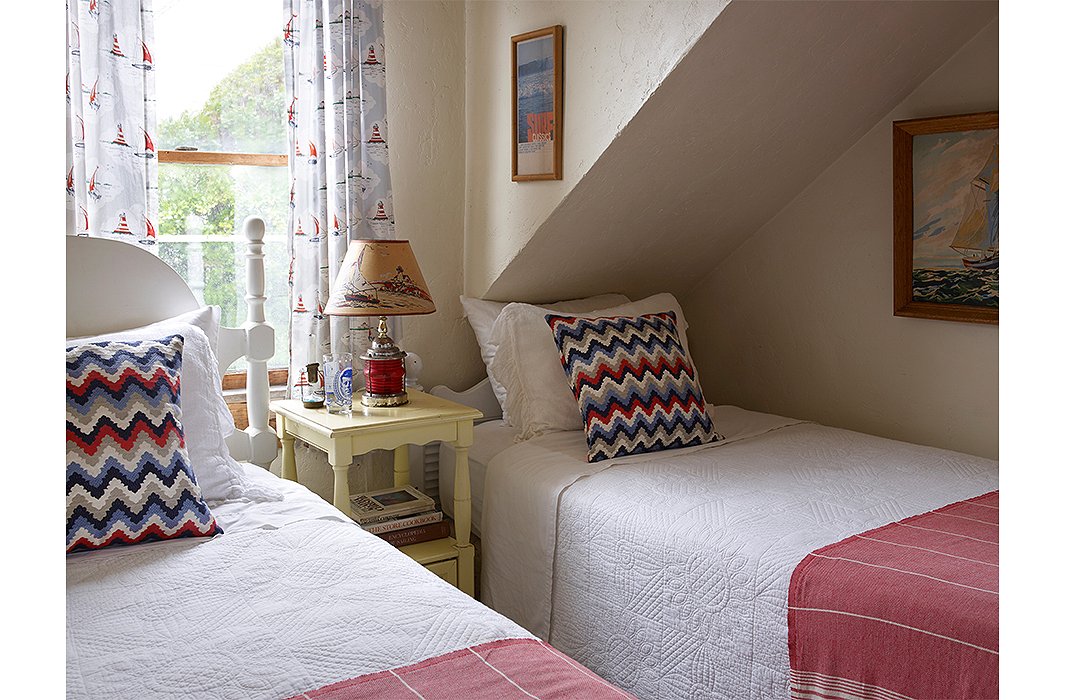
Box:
289, 637, 634, 699
788, 491, 998, 700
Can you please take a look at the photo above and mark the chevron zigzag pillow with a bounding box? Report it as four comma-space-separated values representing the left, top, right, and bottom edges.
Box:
545, 311, 721, 462
66, 334, 221, 554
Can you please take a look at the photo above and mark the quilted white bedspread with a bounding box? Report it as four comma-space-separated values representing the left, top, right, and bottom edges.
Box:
67, 467, 530, 700
480, 406, 998, 699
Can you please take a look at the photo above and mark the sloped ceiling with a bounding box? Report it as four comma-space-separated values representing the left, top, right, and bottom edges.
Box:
485, 0, 998, 303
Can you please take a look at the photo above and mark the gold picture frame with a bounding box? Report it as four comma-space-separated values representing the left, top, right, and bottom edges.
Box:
892, 111, 998, 324
511, 25, 563, 181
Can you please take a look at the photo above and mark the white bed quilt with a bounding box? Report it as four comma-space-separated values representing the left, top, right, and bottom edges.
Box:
67, 468, 531, 700
480, 407, 998, 699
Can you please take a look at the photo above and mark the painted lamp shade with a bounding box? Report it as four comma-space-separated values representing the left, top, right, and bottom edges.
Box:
324, 239, 436, 317
325, 239, 434, 407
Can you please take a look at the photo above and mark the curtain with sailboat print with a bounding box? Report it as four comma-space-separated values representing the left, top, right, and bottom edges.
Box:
66, 0, 158, 246
283, 0, 396, 398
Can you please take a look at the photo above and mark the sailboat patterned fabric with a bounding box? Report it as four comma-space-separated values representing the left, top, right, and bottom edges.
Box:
66, 0, 158, 247
284, 0, 397, 399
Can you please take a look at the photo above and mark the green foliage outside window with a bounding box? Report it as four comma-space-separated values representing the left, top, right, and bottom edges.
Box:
160, 40, 287, 154
158, 39, 291, 368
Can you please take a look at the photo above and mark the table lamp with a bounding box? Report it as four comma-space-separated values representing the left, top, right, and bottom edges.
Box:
324, 239, 435, 407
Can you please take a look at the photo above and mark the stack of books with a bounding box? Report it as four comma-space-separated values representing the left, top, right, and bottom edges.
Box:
349, 485, 451, 547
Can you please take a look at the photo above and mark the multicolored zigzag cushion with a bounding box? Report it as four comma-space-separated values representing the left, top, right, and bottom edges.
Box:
545, 311, 720, 462
66, 334, 221, 554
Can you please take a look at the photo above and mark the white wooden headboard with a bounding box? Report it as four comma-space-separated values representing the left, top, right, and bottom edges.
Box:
65, 217, 278, 468
430, 378, 502, 423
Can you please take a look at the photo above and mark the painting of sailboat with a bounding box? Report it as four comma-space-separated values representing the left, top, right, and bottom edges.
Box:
326, 240, 435, 313
893, 112, 998, 324
949, 144, 998, 271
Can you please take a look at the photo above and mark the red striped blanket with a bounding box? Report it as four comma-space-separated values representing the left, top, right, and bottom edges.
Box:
788, 491, 998, 700
289, 637, 634, 699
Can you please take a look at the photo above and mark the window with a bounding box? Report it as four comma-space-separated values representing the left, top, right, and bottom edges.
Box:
155, 1, 290, 373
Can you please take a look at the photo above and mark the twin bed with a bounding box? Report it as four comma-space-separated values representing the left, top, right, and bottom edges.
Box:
66, 465, 538, 698
435, 293, 998, 699
65, 223, 630, 699
439, 403, 996, 698
66, 223, 998, 699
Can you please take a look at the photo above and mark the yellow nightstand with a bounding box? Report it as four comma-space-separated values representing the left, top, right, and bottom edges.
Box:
269, 390, 482, 596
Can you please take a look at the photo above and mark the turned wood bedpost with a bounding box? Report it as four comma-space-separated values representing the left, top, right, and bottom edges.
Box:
242, 216, 279, 467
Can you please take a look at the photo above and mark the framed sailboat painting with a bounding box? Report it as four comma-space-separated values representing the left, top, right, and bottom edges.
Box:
893, 111, 998, 324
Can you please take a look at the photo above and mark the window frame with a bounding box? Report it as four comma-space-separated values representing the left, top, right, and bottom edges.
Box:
159, 149, 291, 426
158, 150, 288, 167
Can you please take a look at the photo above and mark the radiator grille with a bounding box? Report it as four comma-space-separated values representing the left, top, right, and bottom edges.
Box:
413, 441, 441, 503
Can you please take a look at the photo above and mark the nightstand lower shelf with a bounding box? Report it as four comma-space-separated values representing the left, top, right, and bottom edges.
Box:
401, 537, 459, 587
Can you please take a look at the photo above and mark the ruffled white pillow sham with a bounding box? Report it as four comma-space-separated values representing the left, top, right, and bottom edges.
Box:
460, 293, 630, 417
487, 293, 698, 440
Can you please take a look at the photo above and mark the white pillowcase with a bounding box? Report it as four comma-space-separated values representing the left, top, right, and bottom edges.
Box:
67, 307, 277, 504
488, 293, 698, 440
460, 293, 630, 415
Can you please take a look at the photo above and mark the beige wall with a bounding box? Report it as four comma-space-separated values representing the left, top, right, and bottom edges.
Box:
482, 1, 995, 305
463, 0, 727, 298
384, 0, 484, 393
384, 0, 726, 390
682, 19, 999, 459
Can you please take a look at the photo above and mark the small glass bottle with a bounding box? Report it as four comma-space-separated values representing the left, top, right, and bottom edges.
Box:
302, 363, 325, 408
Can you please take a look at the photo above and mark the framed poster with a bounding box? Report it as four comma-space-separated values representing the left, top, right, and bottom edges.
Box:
511, 25, 563, 181
893, 111, 998, 324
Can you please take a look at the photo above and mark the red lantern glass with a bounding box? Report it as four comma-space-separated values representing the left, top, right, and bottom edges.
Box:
363, 357, 406, 396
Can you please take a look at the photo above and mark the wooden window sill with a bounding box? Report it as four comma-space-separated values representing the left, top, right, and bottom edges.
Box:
223, 369, 289, 431
159, 150, 288, 167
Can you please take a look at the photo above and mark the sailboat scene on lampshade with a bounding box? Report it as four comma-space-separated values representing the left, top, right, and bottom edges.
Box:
910, 123, 998, 308
324, 240, 435, 316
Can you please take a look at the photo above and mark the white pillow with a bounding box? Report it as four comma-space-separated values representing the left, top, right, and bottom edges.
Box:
184, 305, 223, 362
460, 293, 630, 414
170, 306, 231, 442
67, 308, 276, 503
488, 293, 698, 440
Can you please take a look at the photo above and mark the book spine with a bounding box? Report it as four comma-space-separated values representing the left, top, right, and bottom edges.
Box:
354, 505, 436, 526
362, 511, 443, 534
378, 520, 451, 548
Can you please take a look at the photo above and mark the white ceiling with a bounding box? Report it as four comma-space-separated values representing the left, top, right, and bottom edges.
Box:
485, 0, 999, 303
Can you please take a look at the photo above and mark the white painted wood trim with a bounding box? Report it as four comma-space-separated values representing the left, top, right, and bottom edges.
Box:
221, 217, 279, 468
66, 236, 198, 337
66, 218, 278, 470
429, 378, 502, 423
